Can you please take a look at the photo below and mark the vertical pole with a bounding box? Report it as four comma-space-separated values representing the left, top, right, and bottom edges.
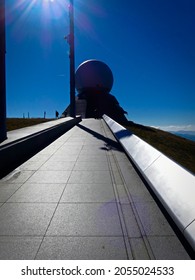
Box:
69, 0, 75, 118
0, 0, 7, 142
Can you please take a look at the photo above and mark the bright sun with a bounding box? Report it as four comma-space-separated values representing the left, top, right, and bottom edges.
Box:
11, 0, 69, 20
8, 0, 70, 44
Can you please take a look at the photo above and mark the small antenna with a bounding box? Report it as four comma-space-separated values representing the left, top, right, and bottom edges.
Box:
68, 0, 75, 118
0, 0, 7, 142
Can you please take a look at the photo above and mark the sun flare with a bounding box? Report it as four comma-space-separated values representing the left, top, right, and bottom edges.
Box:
10, 0, 69, 19
6, 0, 70, 47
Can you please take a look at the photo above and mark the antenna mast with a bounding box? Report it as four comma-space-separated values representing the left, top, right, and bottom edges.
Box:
0, 0, 7, 142
69, 0, 75, 118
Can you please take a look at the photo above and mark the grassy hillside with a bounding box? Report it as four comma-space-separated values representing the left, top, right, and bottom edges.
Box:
125, 121, 195, 174
6, 118, 54, 131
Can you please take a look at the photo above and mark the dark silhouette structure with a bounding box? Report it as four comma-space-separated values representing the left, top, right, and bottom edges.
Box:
78, 90, 128, 123
0, 0, 7, 142
65, 0, 76, 118
62, 59, 128, 124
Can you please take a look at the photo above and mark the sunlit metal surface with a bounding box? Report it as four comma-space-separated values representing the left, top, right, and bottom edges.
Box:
103, 114, 195, 251
184, 221, 195, 251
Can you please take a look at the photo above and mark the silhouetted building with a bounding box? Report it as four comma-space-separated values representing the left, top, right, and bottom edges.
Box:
62, 59, 128, 124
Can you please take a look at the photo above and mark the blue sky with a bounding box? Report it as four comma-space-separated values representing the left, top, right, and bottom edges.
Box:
5, 0, 195, 131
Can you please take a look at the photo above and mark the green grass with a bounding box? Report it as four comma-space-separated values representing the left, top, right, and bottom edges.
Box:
6, 118, 54, 131
125, 121, 195, 174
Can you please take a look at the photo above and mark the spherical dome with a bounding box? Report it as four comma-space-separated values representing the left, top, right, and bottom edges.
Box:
75, 59, 113, 94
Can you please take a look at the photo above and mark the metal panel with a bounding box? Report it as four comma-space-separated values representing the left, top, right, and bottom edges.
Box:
103, 114, 195, 252
103, 115, 140, 150
144, 154, 195, 231
124, 139, 161, 171
184, 221, 195, 251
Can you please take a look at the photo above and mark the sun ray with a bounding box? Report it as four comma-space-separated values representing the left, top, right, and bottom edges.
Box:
8, 0, 69, 22
7, 0, 70, 40
18, 0, 38, 21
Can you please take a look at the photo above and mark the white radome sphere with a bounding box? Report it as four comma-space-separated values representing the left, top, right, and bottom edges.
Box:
75, 59, 113, 94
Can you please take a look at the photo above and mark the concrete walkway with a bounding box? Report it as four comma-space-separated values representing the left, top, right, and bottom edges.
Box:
0, 117, 73, 147
0, 119, 190, 259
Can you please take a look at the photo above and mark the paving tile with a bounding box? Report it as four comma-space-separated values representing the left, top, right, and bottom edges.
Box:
36, 148, 57, 156
46, 203, 123, 236
109, 157, 120, 171
0, 118, 190, 260
84, 137, 105, 142
40, 161, 75, 171
29, 154, 51, 162
54, 148, 81, 156
49, 154, 78, 162
68, 132, 86, 138
39, 141, 65, 152
66, 138, 86, 143
0, 183, 22, 202
79, 149, 106, 156
111, 170, 124, 184
36, 236, 128, 260
0, 236, 42, 260
115, 184, 130, 204
117, 160, 141, 185
28, 171, 71, 184
129, 237, 151, 260
121, 170, 154, 203
127, 184, 154, 202
8, 183, 65, 203
60, 183, 115, 203
126, 182, 154, 203
121, 204, 141, 237
68, 171, 112, 184
44, 142, 64, 150
65, 142, 85, 146
147, 236, 190, 259
81, 144, 107, 149
115, 161, 155, 203
0, 170, 34, 183
58, 143, 82, 149
20, 161, 45, 171
134, 201, 175, 236
113, 151, 128, 162
0, 203, 56, 235
74, 161, 109, 171
78, 155, 107, 162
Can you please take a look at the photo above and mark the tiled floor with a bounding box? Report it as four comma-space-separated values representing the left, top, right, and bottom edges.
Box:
0, 119, 190, 259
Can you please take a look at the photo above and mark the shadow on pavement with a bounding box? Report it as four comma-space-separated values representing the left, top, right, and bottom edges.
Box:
77, 123, 123, 151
